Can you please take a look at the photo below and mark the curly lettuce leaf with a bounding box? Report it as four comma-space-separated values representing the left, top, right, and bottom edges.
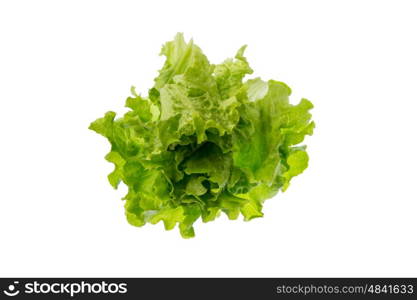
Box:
89, 33, 314, 238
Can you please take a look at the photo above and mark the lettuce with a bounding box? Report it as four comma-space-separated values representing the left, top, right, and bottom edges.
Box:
89, 33, 314, 238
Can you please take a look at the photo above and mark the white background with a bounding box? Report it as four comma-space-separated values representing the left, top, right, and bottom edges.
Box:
1, 0, 416, 277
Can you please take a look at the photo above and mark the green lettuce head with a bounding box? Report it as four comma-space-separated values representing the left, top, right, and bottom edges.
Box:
90, 33, 315, 238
